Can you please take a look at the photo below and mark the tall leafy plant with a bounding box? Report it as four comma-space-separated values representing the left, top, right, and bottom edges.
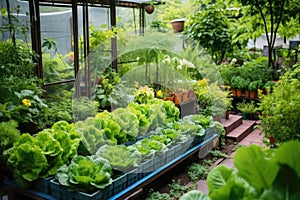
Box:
259, 63, 300, 145
184, 3, 233, 64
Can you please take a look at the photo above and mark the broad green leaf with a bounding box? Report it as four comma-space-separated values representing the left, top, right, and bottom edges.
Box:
209, 177, 249, 200
234, 145, 279, 191
260, 165, 300, 200
274, 140, 300, 178
207, 165, 234, 192
179, 190, 210, 200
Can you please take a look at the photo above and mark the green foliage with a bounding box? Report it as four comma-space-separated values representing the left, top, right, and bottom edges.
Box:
72, 97, 99, 121
236, 101, 257, 114
169, 180, 197, 199
188, 163, 209, 182
235, 0, 300, 67
0, 120, 20, 160
248, 81, 258, 91
181, 140, 300, 199
0, 40, 42, 104
96, 145, 142, 172
56, 155, 112, 192
230, 76, 247, 89
76, 115, 121, 154
6, 122, 80, 184
94, 68, 128, 111
112, 108, 139, 140
260, 63, 300, 144
184, 4, 233, 64
0, 89, 48, 126
146, 189, 172, 200
127, 103, 153, 136
180, 190, 210, 200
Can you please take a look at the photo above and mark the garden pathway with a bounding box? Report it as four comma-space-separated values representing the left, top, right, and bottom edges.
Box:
197, 117, 265, 194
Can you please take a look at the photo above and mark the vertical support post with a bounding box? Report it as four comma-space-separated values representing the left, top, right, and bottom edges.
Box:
110, 0, 118, 72
72, 0, 80, 97
139, 6, 145, 36
83, 0, 90, 97
29, 0, 43, 79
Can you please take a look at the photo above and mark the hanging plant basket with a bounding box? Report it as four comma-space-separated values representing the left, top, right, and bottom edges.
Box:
171, 19, 185, 33
145, 5, 155, 14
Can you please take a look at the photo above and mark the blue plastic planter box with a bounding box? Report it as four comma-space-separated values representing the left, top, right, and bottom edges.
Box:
49, 179, 113, 200
112, 173, 127, 195
152, 153, 165, 171
141, 159, 154, 177
173, 143, 183, 158
165, 146, 176, 163
33, 176, 53, 194
126, 169, 139, 186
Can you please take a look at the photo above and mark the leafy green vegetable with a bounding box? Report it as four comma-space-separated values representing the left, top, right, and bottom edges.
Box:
150, 134, 171, 145
139, 138, 167, 153
96, 145, 142, 172
128, 102, 153, 136
161, 100, 180, 123
111, 108, 139, 141
179, 190, 210, 200
183, 140, 300, 199
7, 134, 48, 182
35, 130, 64, 177
56, 155, 112, 192
6, 122, 80, 185
147, 100, 167, 130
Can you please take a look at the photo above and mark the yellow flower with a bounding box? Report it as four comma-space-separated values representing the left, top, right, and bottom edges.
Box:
157, 90, 163, 98
22, 99, 31, 107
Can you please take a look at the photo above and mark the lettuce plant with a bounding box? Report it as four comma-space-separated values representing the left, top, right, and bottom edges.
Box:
96, 145, 142, 172
6, 121, 80, 185
112, 108, 139, 141
128, 102, 153, 136
56, 155, 112, 192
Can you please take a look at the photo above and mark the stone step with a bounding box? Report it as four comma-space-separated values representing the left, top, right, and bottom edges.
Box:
222, 114, 243, 134
226, 120, 256, 142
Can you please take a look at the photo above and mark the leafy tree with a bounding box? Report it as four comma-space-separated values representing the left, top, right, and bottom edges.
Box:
184, 1, 233, 64
235, 0, 300, 68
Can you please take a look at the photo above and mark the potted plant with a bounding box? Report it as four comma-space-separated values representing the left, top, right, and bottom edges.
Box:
263, 80, 275, 95
248, 81, 258, 99
236, 100, 258, 120
243, 79, 251, 98
230, 76, 246, 97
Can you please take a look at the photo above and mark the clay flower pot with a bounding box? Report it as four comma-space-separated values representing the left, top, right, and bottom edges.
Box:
145, 5, 155, 14
171, 19, 185, 33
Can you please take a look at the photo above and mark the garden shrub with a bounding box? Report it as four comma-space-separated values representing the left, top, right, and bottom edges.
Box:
259, 63, 300, 144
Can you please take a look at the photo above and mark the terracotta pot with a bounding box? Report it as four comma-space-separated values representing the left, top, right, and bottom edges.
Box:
171, 19, 185, 33
231, 88, 237, 96
249, 90, 257, 99
145, 5, 155, 14
174, 92, 183, 105
236, 89, 243, 97
164, 96, 174, 102
244, 90, 250, 98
